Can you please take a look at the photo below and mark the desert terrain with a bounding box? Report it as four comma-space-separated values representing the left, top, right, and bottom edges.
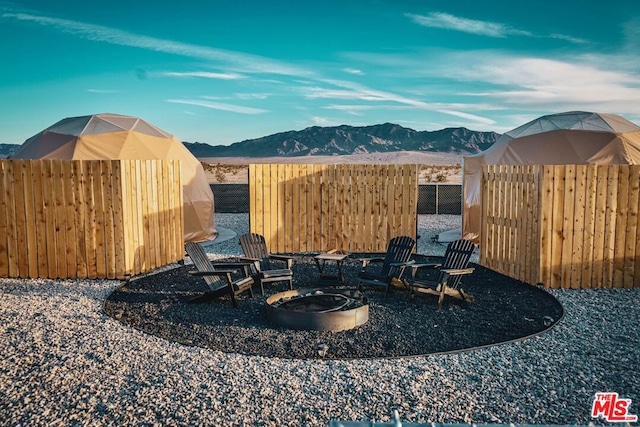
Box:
200, 152, 464, 184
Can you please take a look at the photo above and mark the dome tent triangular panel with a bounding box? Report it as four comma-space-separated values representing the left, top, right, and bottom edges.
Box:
46, 115, 94, 136
462, 111, 640, 243
13, 113, 216, 243
82, 114, 133, 135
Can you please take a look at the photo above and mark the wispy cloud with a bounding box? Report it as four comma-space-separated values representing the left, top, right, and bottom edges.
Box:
198, 93, 272, 101
323, 104, 372, 116
405, 12, 586, 43
307, 78, 497, 125
339, 46, 640, 120
161, 71, 244, 80
2, 12, 313, 77
232, 93, 271, 100
549, 33, 588, 44
451, 55, 640, 113
405, 12, 530, 38
343, 68, 364, 75
167, 99, 268, 114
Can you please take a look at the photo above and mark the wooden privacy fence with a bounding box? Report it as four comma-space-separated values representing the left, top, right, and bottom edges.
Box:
480, 164, 640, 289
249, 164, 418, 253
0, 160, 184, 280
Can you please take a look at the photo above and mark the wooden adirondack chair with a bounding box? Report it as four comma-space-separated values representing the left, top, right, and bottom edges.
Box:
184, 241, 254, 307
356, 235, 416, 298
405, 238, 476, 309
238, 233, 294, 295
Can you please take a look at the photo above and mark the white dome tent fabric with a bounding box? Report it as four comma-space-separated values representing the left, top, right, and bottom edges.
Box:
13, 113, 216, 243
462, 111, 640, 243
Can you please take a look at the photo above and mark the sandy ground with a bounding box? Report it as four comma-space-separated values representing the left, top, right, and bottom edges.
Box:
199, 152, 465, 185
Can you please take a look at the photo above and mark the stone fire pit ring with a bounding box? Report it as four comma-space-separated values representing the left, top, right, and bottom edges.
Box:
266, 288, 369, 332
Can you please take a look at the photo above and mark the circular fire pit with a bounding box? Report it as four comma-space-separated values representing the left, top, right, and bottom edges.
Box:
266, 288, 369, 332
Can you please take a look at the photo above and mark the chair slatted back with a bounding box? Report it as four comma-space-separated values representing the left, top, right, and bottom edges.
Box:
185, 241, 226, 291
440, 239, 475, 288
382, 236, 416, 278
239, 233, 271, 270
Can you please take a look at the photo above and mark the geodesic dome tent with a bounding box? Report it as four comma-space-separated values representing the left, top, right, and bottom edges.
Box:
13, 113, 216, 243
462, 111, 640, 243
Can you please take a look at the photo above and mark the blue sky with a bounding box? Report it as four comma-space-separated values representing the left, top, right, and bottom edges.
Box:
1, 0, 640, 145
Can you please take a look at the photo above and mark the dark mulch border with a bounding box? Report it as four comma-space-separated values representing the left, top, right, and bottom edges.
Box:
104, 255, 564, 360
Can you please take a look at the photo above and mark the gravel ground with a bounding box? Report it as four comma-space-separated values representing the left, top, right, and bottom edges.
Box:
1, 214, 639, 426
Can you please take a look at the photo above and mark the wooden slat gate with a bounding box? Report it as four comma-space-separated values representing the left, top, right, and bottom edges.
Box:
249, 164, 418, 253
480, 164, 640, 289
0, 159, 184, 280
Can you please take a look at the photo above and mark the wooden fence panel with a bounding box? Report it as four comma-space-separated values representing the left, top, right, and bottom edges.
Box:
480, 164, 640, 289
0, 160, 183, 280
249, 164, 418, 253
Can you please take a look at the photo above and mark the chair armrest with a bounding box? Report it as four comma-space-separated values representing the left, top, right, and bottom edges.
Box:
233, 257, 261, 272
269, 254, 294, 269
357, 257, 385, 269
209, 262, 253, 269
236, 256, 261, 263
357, 257, 385, 262
389, 260, 415, 267
408, 262, 442, 278
270, 254, 294, 261
441, 267, 475, 276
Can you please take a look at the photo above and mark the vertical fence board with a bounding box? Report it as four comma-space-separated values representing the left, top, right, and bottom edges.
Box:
320, 166, 331, 250
0, 163, 8, 278
267, 165, 278, 251
92, 161, 106, 278
532, 165, 542, 285
101, 161, 115, 279
592, 165, 608, 288
539, 166, 553, 286
560, 165, 575, 288
31, 161, 47, 278
312, 165, 324, 250
150, 160, 161, 270
41, 161, 58, 278
298, 164, 308, 252
613, 165, 629, 286
363, 165, 373, 251
6, 162, 19, 277
479, 167, 490, 268
383, 166, 394, 245
73, 162, 88, 279
112, 160, 126, 278
22, 161, 38, 278
570, 165, 586, 289
603, 166, 619, 288
62, 161, 78, 279
580, 166, 597, 288
284, 164, 295, 252
13, 160, 29, 277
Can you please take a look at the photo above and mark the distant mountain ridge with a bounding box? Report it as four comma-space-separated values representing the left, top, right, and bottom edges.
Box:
0, 143, 19, 158
0, 123, 500, 158
186, 123, 500, 157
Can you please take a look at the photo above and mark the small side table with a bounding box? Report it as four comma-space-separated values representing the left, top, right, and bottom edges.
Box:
314, 250, 349, 286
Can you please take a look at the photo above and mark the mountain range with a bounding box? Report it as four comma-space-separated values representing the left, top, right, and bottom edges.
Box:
185, 123, 499, 157
0, 123, 500, 158
0, 143, 19, 158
